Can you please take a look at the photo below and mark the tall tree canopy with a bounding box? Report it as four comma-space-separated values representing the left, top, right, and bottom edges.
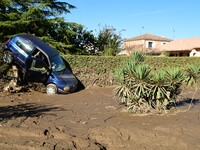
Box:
0, 0, 75, 37
0, 0, 83, 53
0, 1, 123, 55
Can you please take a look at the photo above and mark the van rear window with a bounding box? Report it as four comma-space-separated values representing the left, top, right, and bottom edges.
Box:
16, 38, 35, 54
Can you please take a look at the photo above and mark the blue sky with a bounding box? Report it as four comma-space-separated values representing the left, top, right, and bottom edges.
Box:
63, 0, 200, 40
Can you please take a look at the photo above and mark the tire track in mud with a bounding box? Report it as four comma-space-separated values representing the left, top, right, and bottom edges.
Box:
0, 124, 108, 150
0, 126, 46, 150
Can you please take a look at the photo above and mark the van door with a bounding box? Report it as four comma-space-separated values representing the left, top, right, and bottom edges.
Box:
24, 57, 50, 83
14, 37, 35, 68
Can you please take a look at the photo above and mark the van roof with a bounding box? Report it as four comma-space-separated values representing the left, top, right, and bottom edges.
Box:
17, 34, 59, 57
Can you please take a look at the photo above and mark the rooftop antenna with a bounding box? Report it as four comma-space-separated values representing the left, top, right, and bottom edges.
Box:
170, 26, 175, 39
142, 26, 145, 34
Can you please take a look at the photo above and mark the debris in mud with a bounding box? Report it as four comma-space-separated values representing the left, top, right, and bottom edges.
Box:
44, 129, 54, 139
0, 64, 46, 93
44, 129, 49, 136
3, 65, 22, 93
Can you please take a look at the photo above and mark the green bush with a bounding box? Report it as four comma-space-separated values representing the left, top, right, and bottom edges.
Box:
62, 55, 200, 87
62, 55, 126, 87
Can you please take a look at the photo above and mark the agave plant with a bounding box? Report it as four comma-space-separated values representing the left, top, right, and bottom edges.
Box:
114, 52, 151, 111
148, 70, 170, 110
113, 68, 133, 104
184, 65, 200, 87
164, 68, 185, 103
114, 52, 200, 113
129, 64, 151, 99
184, 65, 200, 110
130, 51, 144, 64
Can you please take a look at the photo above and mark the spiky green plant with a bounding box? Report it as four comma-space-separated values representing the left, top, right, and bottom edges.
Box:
184, 65, 200, 87
128, 64, 150, 99
114, 52, 200, 113
113, 67, 133, 104
164, 68, 185, 103
148, 70, 169, 110
114, 52, 151, 112
184, 65, 200, 110
130, 51, 144, 64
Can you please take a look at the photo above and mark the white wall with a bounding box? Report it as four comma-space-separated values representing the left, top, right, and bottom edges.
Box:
190, 49, 200, 57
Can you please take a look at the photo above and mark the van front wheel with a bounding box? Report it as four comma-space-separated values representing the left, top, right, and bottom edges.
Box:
46, 84, 57, 94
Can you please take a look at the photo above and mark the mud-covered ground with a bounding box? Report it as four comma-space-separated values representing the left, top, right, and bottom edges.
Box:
0, 85, 200, 150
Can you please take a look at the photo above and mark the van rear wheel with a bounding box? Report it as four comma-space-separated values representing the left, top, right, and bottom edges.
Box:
46, 84, 57, 94
3, 50, 13, 64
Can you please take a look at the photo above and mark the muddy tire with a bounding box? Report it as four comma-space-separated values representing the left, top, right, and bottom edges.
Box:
3, 50, 13, 64
46, 84, 57, 94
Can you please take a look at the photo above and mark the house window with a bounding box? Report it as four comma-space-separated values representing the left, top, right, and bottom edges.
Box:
148, 42, 153, 48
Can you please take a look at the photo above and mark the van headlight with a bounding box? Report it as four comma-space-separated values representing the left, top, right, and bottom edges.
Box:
64, 86, 70, 92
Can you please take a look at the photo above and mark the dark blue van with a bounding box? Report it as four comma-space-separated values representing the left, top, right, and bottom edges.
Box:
3, 34, 78, 94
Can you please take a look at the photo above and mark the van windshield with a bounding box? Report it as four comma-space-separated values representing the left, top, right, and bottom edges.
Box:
49, 55, 66, 72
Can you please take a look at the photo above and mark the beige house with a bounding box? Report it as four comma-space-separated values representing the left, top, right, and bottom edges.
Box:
121, 33, 172, 55
160, 38, 200, 57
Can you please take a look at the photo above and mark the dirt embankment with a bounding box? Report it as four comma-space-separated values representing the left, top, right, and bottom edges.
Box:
0, 86, 200, 150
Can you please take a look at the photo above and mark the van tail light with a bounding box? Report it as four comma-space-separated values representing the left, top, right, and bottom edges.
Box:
3, 39, 10, 49
5, 39, 10, 44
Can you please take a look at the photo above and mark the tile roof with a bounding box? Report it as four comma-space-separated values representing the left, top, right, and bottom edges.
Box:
160, 38, 200, 51
124, 33, 172, 42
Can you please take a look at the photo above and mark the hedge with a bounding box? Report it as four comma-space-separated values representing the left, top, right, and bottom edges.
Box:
1, 49, 200, 87
62, 55, 200, 87
62, 55, 126, 87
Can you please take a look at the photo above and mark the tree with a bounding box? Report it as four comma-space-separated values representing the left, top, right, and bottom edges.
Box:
0, 0, 77, 53
0, 1, 123, 55
95, 25, 123, 56
0, 0, 70, 35
60, 24, 96, 55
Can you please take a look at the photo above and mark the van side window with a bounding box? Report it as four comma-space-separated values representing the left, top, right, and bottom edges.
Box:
30, 59, 48, 73
16, 38, 35, 55
33, 50, 49, 67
